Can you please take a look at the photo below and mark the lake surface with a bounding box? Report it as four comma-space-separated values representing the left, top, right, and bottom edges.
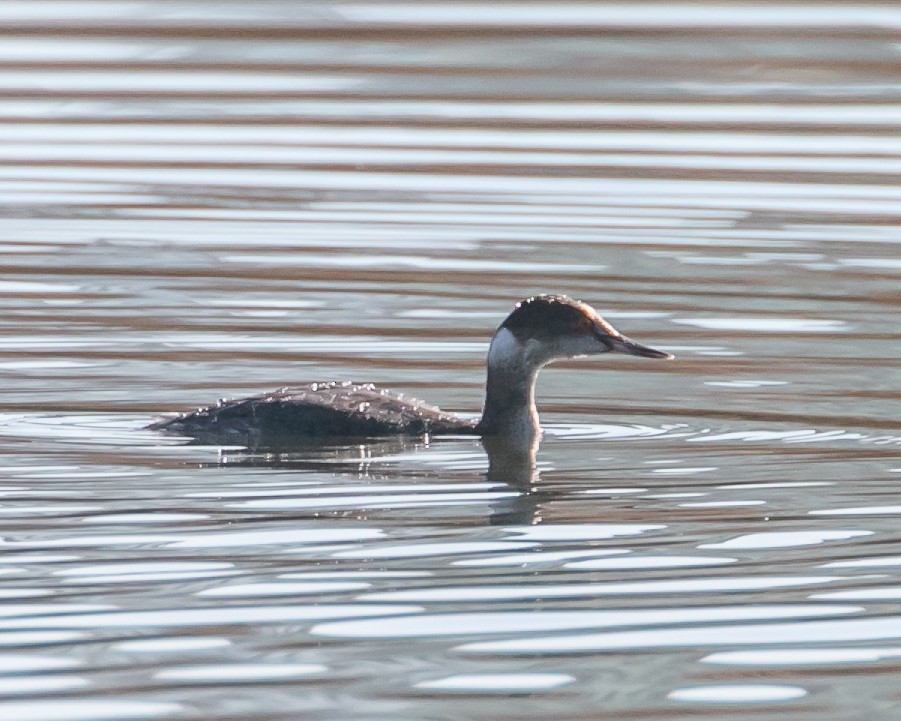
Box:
1, 2, 901, 719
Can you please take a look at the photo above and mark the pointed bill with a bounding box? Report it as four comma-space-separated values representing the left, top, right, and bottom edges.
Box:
608, 334, 674, 360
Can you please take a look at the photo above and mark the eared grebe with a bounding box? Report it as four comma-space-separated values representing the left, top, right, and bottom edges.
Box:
149, 294, 672, 447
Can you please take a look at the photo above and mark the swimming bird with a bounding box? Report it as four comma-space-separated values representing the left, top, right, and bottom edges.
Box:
149, 294, 672, 448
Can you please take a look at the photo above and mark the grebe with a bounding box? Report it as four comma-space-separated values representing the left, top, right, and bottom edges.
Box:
149, 294, 672, 447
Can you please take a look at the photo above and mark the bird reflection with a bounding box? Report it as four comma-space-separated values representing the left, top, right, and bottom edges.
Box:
480, 434, 542, 525
207, 432, 544, 526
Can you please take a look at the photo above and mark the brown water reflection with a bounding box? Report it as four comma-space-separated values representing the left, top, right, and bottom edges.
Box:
0, 2, 901, 720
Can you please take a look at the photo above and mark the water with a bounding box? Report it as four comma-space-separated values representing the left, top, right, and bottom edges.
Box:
1, 2, 901, 719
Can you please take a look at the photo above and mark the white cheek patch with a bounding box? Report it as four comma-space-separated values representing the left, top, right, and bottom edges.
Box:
488, 327, 609, 371
487, 327, 521, 368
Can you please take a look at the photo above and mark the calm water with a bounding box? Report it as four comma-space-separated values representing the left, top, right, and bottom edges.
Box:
1, 2, 901, 719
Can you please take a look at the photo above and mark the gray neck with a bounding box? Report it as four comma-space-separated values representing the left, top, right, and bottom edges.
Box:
476, 328, 543, 446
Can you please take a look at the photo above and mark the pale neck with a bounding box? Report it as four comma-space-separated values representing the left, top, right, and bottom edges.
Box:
476, 329, 542, 444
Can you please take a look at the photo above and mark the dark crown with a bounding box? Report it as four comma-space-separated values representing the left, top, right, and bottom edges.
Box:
500, 294, 617, 338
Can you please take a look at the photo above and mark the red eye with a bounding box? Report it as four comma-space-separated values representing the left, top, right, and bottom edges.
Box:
578, 316, 594, 333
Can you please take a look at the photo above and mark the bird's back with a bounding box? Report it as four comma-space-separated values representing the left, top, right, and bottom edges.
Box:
149, 382, 476, 446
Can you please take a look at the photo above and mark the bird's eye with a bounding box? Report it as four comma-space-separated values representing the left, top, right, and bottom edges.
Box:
578, 316, 594, 333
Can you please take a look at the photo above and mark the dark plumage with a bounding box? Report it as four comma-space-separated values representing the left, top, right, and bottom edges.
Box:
148, 381, 475, 446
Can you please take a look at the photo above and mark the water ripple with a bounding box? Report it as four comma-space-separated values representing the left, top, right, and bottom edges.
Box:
313, 605, 858, 639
